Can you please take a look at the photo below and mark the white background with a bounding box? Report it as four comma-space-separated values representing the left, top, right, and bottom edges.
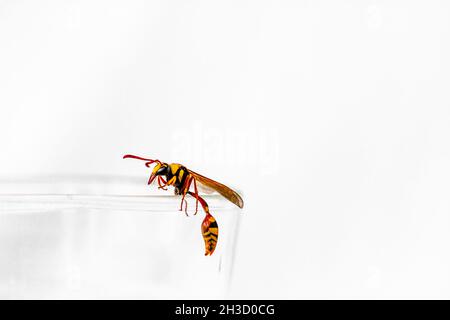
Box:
1, 0, 450, 298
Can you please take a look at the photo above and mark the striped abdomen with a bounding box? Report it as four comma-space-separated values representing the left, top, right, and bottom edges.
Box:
201, 213, 219, 256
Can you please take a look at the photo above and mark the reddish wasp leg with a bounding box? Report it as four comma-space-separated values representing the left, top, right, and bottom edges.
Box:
187, 191, 209, 214
179, 196, 185, 213
157, 176, 168, 190
183, 199, 188, 216
193, 178, 199, 215
179, 194, 189, 217
179, 177, 190, 210
158, 176, 176, 190
180, 177, 199, 215
179, 176, 193, 215
158, 176, 167, 190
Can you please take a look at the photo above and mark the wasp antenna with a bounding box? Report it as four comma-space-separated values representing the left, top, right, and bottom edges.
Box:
123, 154, 152, 161
123, 154, 161, 164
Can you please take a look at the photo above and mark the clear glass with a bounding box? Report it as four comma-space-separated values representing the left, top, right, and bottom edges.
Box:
0, 175, 242, 299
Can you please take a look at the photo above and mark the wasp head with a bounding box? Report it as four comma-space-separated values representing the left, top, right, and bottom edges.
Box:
148, 162, 169, 185
152, 162, 168, 177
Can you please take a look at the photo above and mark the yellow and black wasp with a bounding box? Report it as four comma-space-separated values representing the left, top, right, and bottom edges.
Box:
123, 154, 244, 255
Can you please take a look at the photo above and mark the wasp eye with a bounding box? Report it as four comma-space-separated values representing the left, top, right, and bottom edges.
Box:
156, 165, 167, 176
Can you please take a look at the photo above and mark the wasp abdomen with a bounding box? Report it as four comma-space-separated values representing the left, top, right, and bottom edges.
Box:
201, 213, 219, 256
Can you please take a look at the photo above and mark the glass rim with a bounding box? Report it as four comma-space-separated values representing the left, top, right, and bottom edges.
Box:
0, 174, 244, 214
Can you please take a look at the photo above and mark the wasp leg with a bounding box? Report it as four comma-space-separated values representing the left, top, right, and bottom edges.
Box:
179, 176, 193, 215
179, 195, 185, 211
179, 197, 185, 212
157, 176, 168, 190
182, 179, 199, 215
179, 197, 189, 216
158, 176, 176, 189
192, 177, 199, 215
187, 191, 209, 214
183, 199, 188, 216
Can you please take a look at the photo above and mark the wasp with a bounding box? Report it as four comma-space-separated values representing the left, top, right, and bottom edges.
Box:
123, 154, 244, 256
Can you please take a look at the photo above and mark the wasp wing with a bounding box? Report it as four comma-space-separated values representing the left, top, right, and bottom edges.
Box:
196, 182, 216, 194
189, 170, 244, 209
